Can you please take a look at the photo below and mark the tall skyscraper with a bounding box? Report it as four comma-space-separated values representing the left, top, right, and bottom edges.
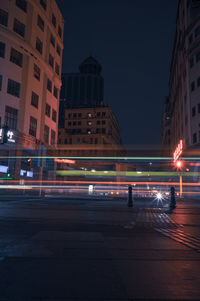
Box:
59, 56, 104, 127
162, 0, 200, 152
0, 0, 64, 150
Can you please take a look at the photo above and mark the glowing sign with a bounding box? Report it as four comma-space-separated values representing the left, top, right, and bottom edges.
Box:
173, 139, 183, 162
0, 128, 15, 143
54, 158, 75, 164
7, 130, 15, 143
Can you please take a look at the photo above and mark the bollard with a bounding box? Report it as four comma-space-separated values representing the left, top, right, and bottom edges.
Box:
170, 186, 176, 210
128, 185, 133, 207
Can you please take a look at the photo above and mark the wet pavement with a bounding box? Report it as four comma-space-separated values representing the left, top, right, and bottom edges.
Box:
0, 196, 200, 300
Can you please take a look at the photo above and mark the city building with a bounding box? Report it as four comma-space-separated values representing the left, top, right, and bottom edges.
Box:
162, 0, 200, 154
0, 0, 64, 178
58, 105, 121, 147
59, 56, 104, 127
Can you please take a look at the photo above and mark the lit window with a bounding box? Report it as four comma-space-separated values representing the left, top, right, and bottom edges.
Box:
0, 8, 8, 26
10, 48, 23, 67
13, 18, 25, 37
88, 113, 92, 117
7, 79, 20, 98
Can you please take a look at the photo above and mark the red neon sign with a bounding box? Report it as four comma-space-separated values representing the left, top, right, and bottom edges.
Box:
173, 139, 183, 162
54, 158, 75, 164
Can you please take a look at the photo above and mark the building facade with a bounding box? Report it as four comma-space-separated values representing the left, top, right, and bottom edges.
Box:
59, 56, 104, 127
0, 0, 64, 151
162, 0, 200, 152
58, 106, 121, 146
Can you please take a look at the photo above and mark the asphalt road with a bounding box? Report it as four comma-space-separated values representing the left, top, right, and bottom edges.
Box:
0, 195, 200, 300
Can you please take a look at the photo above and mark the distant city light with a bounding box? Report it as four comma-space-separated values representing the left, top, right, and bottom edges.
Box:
156, 192, 163, 200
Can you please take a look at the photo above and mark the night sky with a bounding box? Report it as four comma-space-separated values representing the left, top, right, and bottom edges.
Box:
57, 0, 178, 146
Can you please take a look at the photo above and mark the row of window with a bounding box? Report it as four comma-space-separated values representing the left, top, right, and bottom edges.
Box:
58, 137, 99, 145
48, 53, 60, 75
45, 103, 57, 122
64, 128, 107, 135
29, 115, 55, 144
67, 120, 106, 126
0, 42, 23, 67
68, 112, 106, 119
47, 78, 59, 99
44, 124, 56, 144
0, 1, 62, 39
0, 9, 26, 38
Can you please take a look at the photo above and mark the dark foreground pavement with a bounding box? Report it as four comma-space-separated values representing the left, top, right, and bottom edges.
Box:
0, 196, 200, 300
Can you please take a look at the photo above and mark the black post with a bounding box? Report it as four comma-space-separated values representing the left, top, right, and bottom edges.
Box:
128, 185, 133, 207
170, 186, 176, 210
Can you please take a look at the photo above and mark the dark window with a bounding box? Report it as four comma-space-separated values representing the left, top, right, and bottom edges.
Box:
45, 103, 51, 117
96, 128, 100, 133
40, 0, 46, 10
51, 129, 56, 145
78, 113, 82, 118
55, 62, 59, 75
198, 103, 200, 113
29, 116, 37, 137
37, 15, 44, 31
195, 26, 200, 38
197, 77, 200, 87
13, 18, 25, 37
97, 112, 100, 117
73, 113, 77, 118
10, 48, 23, 67
73, 121, 76, 126
7, 79, 20, 97
68, 113, 71, 119
0, 8, 8, 26
96, 120, 100, 125
68, 122, 71, 126
50, 34, 55, 47
189, 34, 193, 44
0, 42, 5, 58
49, 53, 54, 68
31, 91, 39, 108
33, 64, 40, 81
102, 128, 106, 134
102, 112, 106, 117
64, 138, 67, 144
190, 57, 194, 68
196, 52, 200, 62
16, 0, 27, 12
192, 106, 196, 117
53, 86, 58, 98
78, 121, 81, 125
5, 106, 18, 130
58, 25, 62, 38
47, 78, 52, 92
193, 133, 197, 144
52, 109, 57, 122
102, 120, 105, 125
0, 75, 2, 90
52, 14, 56, 27
36, 37, 42, 54
56, 44, 61, 56
69, 138, 72, 144
44, 125, 49, 143
191, 81, 195, 91
95, 138, 98, 144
